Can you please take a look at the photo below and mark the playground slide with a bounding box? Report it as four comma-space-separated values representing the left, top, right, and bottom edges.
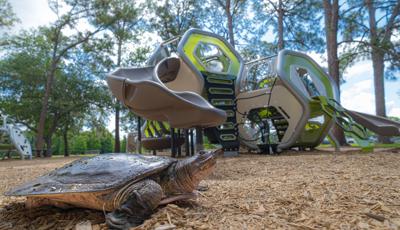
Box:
0, 115, 32, 159
107, 61, 227, 129
346, 110, 400, 136
9, 127, 32, 159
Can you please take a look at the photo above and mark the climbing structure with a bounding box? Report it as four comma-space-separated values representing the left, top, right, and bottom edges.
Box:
107, 28, 400, 155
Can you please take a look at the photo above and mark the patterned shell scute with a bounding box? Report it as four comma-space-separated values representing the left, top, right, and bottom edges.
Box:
6, 153, 177, 196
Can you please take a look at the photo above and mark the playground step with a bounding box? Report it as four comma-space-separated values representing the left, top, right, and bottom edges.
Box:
271, 115, 289, 142
201, 71, 239, 152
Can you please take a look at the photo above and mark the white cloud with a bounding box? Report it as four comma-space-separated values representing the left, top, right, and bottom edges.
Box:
307, 51, 326, 67
341, 79, 375, 114
9, 0, 57, 31
389, 108, 400, 117
387, 101, 400, 117
342, 60, 372, 81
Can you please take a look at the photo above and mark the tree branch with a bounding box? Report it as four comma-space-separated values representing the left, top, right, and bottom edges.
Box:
382, 1, 400, 42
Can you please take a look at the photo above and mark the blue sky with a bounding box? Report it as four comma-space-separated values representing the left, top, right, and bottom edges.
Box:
6, 0, 400, 134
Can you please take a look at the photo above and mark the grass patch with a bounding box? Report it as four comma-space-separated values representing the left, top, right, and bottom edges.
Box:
318, 142, 400, 149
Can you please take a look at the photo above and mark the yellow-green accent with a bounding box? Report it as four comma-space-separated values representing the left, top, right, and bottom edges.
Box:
211, 99, 234, 106
181, 33, 240, 76
144, 120, 171, 138
220, 134, 237, 141
225, 110, 235, 117
209, 87, 234, 95
207, 77, 233, 85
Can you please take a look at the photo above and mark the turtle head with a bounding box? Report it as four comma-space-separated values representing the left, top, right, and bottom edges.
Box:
180, 150, 218, 182
166, 149, 219, 193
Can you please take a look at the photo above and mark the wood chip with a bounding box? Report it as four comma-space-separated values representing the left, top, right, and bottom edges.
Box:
365, 212, 386, 222
74, 221, 92, 230
154, 224, 176, 230
0, 149, 399, 229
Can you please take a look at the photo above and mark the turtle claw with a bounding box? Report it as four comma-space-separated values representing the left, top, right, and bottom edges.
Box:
106, 180, 163, 229
106, 209, 144, 230
106, 195, 150, 229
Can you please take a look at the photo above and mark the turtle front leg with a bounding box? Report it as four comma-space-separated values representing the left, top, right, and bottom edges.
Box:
106, 179, 163, 229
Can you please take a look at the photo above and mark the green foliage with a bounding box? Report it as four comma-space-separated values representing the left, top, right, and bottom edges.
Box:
0, 29, 50, 131
339, 0, 400, 80
205, 0, 262, 55
71, 135, 88, 154
389, 116, 400, 122
87, 135, 102, 151
146, 0, 203, 39
0, 31, 111, 124
0, 0, 19, 29
203, 135, 217, 150
100, 132, 114, 153
0, 27, 113, 156
120, 136, 127, 153
51, 129, 116, 155
256, 0, 325, 53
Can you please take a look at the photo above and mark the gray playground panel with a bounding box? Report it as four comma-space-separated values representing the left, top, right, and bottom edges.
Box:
107, 59, 227, 129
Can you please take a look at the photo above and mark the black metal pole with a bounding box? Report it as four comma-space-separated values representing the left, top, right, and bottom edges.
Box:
170, 128, 176, 157
137, 116, 142, 154
195, 127, 203, 152
184, 129, 190, 157
189, 129, 194, 156
177, 129, 182, 157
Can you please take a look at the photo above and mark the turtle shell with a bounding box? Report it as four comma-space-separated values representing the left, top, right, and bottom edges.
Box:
6, 153, 177, 196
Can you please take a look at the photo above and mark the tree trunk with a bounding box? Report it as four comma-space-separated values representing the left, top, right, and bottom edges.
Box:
44, 116, 59, 157
371, 52, 390, 143
366, 0, 391, 143
225, 0, 235, 47
277, 0, 284, 50
323, 0, 347, 145
35, 62, 57, 157
115, 103, 121, 152
63, 125, 69, 157
114, 39, 123, 152
371, 52, 386, 118
45, 136, 52, 157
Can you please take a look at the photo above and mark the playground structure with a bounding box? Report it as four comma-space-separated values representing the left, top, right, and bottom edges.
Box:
107, 29, 400, 156
0, 114, 32, 159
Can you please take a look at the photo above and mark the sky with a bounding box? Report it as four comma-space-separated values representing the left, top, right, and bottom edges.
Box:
6, 0, 400, 135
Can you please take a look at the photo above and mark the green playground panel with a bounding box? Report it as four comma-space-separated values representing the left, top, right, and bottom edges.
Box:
180, 33, 241, 77
278, 52, 337, 148
279, 51, 380, 150
295, 100, 333, 146
282, 55, 336, 98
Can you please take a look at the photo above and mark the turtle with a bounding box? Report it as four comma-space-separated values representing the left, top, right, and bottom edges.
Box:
5, 150, 219, 229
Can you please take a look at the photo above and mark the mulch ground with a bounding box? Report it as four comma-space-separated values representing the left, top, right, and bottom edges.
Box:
0, 148, 399, 229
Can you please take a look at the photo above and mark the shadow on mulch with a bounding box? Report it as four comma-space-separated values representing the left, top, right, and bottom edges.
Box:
0, 202, 106, 230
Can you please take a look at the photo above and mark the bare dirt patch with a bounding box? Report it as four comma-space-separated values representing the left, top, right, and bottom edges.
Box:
0, 149, 400, 229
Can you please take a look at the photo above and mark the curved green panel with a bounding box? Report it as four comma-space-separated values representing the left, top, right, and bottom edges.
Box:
180, 32, 241, 77
282, 55, 335, 99
276, 50, 338, 148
